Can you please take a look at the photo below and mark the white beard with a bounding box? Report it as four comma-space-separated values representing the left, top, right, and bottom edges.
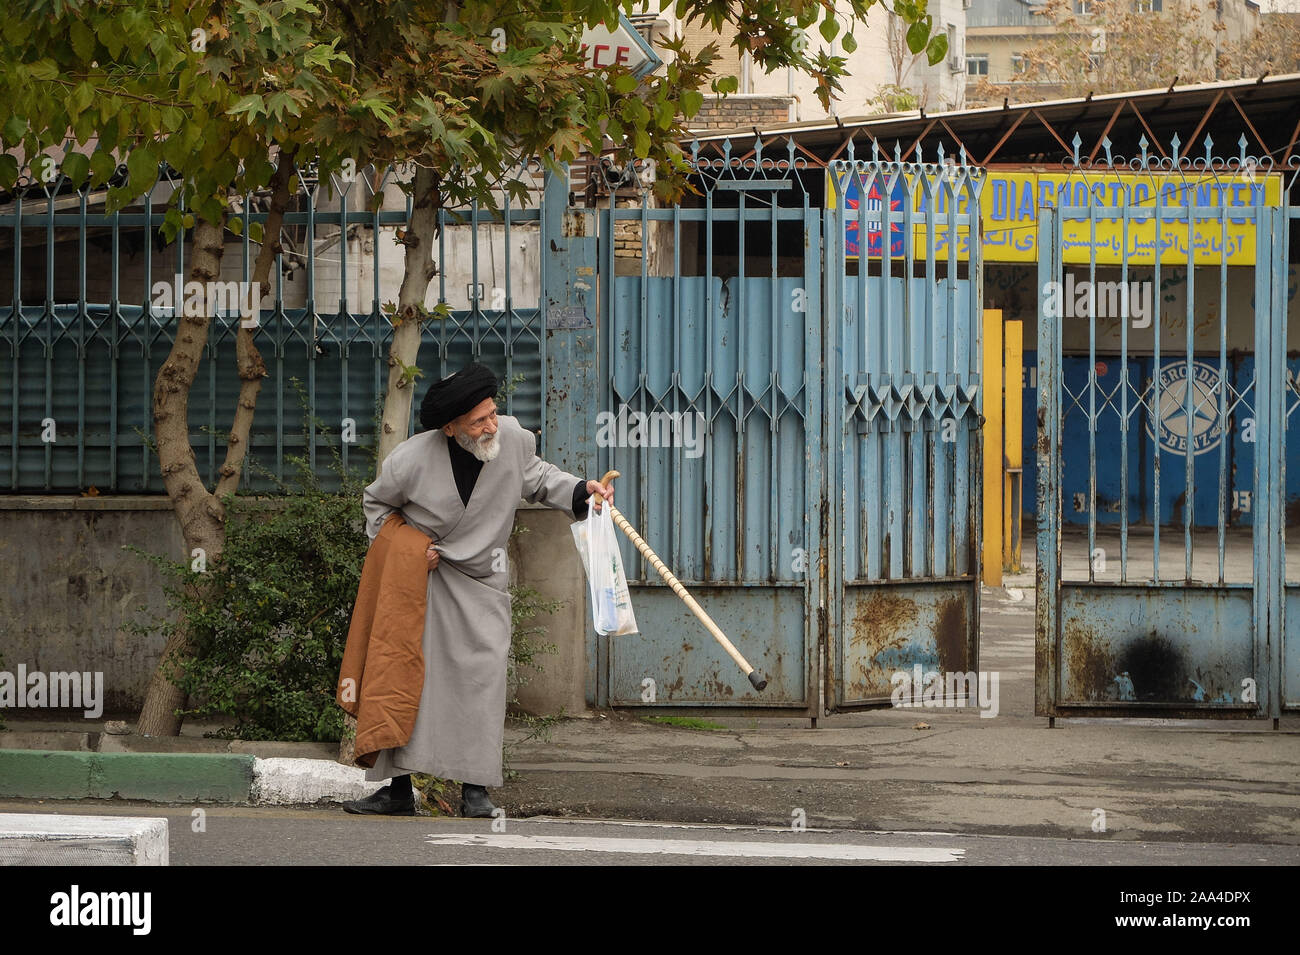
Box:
455, 429, 501, 463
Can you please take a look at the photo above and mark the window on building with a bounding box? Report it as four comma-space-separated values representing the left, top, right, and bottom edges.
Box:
1076, 0, 1091, 12
1011, 54, 1027, 74
966, 54, 989, 76
1087, 52, 1103, 72
1134, 0, 1161, 10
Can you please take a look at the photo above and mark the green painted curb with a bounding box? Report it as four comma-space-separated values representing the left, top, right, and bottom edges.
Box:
0, 749, 256, 802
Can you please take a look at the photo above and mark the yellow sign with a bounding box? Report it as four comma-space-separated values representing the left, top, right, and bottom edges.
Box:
829, 169, 1282, 265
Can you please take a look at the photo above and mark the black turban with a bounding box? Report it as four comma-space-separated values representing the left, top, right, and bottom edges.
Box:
419, 362, 499, 431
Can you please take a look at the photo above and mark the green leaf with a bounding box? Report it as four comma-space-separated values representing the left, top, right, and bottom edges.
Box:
69, 81, 95, 118
126, 146, 158, 192
926, 33, 949, 67
89, 150, 116, 187
60, 151, 89, 186
906, 21, 929, 55
2, 114, 26, 144
841, 32, 858, 54
634, 129, 650, 158
820, 16, 841, 43
29, 59, 59, 82
249, 222, 264, 243
612, 72, 638, 94
229, 216, 244, 237
70, 19, 95, 62
0, 154, 18, 189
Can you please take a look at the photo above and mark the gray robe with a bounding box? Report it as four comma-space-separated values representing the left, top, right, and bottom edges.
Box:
361, 415, 582, 788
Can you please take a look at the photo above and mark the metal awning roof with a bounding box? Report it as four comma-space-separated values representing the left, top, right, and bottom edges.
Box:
687, 73, 1300, 168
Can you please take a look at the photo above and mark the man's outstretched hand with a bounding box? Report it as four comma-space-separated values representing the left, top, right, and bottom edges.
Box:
585, 479, 615, 513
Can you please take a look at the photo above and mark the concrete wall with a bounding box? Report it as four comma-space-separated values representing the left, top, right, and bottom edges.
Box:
0, 498, 181, 714
0, 497, 589, 718
510, 507, 590, 717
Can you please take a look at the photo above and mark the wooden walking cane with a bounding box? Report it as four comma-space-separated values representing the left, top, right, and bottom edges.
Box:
597, 470, 768, 691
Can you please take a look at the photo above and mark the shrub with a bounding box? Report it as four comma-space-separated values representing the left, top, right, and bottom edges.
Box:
127, 440, 369, 741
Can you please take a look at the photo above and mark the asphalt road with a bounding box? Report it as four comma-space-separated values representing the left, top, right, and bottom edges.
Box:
3, 801, 1298, 866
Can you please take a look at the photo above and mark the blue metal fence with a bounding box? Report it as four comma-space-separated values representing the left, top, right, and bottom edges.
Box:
1, 163, 546, 492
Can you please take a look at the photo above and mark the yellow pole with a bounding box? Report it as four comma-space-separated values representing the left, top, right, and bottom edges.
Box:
982, 309, 1003, 586
1004, 320, 1023, 572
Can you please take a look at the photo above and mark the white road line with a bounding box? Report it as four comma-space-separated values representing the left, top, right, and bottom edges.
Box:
425, 833, 963, 862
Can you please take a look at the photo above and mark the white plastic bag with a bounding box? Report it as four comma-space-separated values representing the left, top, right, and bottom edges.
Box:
571, 503, 639, 635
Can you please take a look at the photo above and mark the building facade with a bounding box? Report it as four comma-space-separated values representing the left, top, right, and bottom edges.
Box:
965, 0, 1260, 102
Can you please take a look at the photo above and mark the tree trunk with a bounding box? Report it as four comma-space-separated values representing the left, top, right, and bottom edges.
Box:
376, 165, 441, 463
136, 157, 297, 736
339, 164, 441, 764
136, 218, 227, 736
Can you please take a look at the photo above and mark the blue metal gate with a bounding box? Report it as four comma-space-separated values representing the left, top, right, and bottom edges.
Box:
590, 139, 822, 712
1036, 135, 1295, 720
825, 145, 986, 709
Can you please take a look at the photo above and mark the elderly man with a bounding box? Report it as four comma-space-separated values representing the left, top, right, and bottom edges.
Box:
341, 362, 611, 818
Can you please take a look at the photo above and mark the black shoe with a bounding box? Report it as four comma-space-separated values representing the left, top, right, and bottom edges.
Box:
460, 784, 496, 819
343, 784, 416, 816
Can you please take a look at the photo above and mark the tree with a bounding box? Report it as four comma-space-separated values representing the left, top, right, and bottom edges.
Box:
872, 8, 933, 113
1219, 12, 1300, 79
970, 0, 1222, 105
1, 0, 359, 734
0, 0, 946, 736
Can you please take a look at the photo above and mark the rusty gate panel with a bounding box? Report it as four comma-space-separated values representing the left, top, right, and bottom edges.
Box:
1059, 585, 1256, 714
839, 582, 974, 704
825, 145, 986, 712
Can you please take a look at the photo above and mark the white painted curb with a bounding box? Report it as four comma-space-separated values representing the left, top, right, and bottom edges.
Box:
0, 814, 168, 865
251, 757, 376, 805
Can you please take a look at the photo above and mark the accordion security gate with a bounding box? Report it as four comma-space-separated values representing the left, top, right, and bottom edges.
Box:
593, 142, 987, 714
592, 142, 824, 711
823, 148, 986, 711
1036, 136, 1296, 720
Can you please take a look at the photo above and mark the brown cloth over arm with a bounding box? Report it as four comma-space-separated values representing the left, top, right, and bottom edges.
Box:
336, 513, 431, 768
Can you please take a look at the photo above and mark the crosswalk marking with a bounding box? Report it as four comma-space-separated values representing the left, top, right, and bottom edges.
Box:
425, 832, 963, 862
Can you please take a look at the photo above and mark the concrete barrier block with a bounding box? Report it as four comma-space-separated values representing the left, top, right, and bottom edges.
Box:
0, 750, 255, 802
0, 814, 168, 865
251, 757, 375, 805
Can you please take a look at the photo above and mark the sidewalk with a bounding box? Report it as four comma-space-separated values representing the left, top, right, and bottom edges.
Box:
3, 588, 1298, 844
